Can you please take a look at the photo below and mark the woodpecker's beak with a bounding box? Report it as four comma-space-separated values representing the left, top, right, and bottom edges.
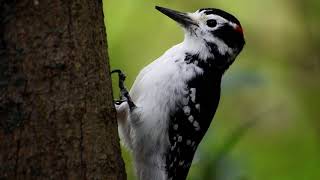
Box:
155, 6, 197, 28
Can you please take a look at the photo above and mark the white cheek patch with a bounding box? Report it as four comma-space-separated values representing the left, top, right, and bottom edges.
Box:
202, 34, 233, 55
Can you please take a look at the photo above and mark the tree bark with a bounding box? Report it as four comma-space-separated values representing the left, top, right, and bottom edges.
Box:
0, 0, 126, 179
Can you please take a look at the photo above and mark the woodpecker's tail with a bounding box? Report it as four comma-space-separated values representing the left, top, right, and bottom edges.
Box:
114, 100, 134, 150
134, 159, 167, 180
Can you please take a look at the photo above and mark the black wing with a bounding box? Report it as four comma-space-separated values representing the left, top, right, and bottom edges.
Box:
166, 70, 222, 180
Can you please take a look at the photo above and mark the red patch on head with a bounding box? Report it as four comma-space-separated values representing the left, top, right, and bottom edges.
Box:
235, 25, 243, 34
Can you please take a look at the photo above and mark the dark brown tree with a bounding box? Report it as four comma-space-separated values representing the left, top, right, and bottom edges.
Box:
0, 0, 126, 179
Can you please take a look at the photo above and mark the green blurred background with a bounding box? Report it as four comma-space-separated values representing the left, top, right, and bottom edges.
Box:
103, 0, 320, 179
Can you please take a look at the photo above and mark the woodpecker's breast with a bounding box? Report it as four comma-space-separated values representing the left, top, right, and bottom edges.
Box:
128, 44, 224, 180
129, 45, 204, 120
128, 45, 206, 164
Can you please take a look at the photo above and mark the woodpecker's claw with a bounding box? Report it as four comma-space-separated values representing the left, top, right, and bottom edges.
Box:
111, 69, 126, 80
111, 69, 136, 111
111, 69, 126, 90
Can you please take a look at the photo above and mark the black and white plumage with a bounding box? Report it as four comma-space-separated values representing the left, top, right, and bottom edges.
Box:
115, 6, 245, 180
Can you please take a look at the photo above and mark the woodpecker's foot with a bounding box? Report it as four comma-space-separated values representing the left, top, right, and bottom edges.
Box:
111, 69, 136, 111
111, 69, 128, 99
111, 69, 126, 89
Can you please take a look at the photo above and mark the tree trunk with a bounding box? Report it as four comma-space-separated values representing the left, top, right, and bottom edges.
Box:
0, 0, 126, 179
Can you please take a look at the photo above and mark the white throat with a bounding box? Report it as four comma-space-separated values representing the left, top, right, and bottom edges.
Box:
181, 30, 234, 60
181, 32, 211, 60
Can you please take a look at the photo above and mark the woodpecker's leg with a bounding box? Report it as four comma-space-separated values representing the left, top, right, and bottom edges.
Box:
111, 69, 136, 111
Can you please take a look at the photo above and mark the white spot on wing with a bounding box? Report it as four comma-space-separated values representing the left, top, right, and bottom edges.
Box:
173, 124, 178, 130
195, 104, 200, 111
188, 115, 194, 122
179, 160, 185, 166
191, 141, 195, 147
190, 88, 196, 102
193, 121, 201, 131
171, 142, 176, 150
186, 140, 191, 145
183, 106, 191, 115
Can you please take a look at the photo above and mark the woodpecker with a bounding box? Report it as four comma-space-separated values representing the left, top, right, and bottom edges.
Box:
113, 6, 245, 180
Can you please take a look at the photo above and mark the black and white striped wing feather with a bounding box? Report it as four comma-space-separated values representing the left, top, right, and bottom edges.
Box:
166, 71, 222, 180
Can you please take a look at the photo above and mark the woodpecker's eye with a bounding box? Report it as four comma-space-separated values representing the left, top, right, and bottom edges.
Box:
206, 19, 217, 28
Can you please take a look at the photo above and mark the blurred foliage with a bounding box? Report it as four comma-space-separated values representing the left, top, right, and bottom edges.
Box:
103, 0, 320, 179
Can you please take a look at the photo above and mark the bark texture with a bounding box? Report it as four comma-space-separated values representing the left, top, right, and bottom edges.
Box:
0, 0, 126, 179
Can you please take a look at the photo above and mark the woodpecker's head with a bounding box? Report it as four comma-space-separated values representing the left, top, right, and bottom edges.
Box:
156, 6, 245, 64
